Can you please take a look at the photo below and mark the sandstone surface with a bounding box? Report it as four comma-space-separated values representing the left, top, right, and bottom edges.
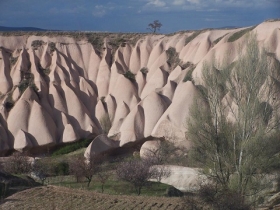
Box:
0, 20, 279, 154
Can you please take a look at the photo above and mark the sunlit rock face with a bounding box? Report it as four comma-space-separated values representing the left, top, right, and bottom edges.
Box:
0, 20, 279, 154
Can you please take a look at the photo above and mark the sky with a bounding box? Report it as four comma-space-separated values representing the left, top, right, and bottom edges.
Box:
0, 0, 279, 33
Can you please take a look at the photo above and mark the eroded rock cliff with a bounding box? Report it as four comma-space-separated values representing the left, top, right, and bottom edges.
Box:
0, 20, 279, 154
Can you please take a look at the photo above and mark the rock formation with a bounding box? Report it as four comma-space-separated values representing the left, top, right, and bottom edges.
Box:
0, 20, 279, 154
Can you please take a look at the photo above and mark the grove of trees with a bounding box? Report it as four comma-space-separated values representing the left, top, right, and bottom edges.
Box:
188, 33, 280, 205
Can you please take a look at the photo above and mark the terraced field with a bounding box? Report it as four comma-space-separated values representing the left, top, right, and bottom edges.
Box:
0, 185, 185, 210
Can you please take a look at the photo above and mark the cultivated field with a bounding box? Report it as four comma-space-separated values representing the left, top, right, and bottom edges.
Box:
0, 185, 185, 210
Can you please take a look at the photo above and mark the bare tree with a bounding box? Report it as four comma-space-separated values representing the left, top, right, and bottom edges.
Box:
69, 157, 84, 183
143, 140, 187, 166
147, 20, 162, 33
32, 158, 51, 185
150, 165, 171, 184
4, 152, 32, 174
69, 155, 97, 187
188, 33, 280, 201
116, 159, 155, 195
95, 162, 111, 193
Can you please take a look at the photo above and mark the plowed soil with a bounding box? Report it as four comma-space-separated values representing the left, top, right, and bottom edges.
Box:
0, 185, 185, 210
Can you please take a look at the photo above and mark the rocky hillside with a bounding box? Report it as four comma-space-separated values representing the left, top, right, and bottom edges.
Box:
0, 20, 279, 154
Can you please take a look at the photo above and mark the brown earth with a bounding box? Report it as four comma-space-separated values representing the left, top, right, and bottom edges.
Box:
0, 185, 185, 210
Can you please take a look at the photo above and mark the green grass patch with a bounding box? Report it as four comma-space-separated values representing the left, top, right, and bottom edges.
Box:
227, 26, 255, 42
51, 139, 92, 156
48, 175, 171, 196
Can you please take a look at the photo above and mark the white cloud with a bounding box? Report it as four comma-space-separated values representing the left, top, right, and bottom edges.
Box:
205, 18, 219, 21
92, 5, 106, 17
147, 0, 166, 7
187, 0, 200, 4
141, 0, 273, 13
49, 6, 85, 14
173, 0, 186, 5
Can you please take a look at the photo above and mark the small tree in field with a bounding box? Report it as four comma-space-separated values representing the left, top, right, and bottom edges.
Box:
143, 140, 186, 165
4, 152, 31, 174
188, 33, 280, 203
69, 155, 97, 187
95, 162, 111, 193
69, 157, 83, 182
147, 20, 162, 33
150, 165, 171, 184
32, 158, 51, 185
116, 159, 154, 195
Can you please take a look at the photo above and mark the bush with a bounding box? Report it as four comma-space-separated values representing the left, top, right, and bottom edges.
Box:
38, 64, 50, 76
183, 68, 195, 82
140, 67, 148, 74
214, 190, 250, 210
109, 37, 127, 50
18, 79, 38, 94
54, 161, 69, 176
18, 71, 39, 95
186, 183, 251, 210
9, 56, 18, 66
4, 101, 14, 112
0, 182, 9, 198
180, 61, 194, 70
86, 34, 104, 53
31, 40, 45, 50
48, 42, 55, 53
165, 186, 184, 197
166, 47, 180, 70
51, 138, 92, 156
32, 158, 52, 184
123, 70, 135, 81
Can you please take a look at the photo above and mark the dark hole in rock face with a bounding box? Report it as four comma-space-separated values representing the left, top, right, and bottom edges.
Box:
4, 101, 14, 112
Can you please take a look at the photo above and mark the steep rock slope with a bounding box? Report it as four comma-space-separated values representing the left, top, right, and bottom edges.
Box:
0, 20, 279, 154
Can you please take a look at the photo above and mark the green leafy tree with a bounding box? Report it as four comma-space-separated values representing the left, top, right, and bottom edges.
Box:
187, 33, 280, 202
147, 20, 162, 33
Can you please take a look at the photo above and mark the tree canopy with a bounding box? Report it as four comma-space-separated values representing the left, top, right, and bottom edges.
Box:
147, 20, 162, 33
187, 33, 280, 203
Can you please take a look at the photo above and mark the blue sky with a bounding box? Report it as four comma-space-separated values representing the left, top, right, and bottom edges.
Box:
0, 0, 279, 33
